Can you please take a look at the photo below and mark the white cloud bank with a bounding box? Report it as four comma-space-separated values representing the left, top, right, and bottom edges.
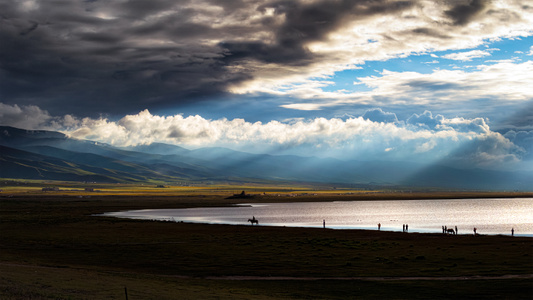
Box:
1, 103, 530, 171
441, 50, 492, 61
280, 60, 533, 119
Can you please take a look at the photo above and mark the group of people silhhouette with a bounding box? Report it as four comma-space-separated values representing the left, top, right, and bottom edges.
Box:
252, 217, 516, 236
442, 225, 458, 235
377, 223, 409, 232
441, 226, 515, 236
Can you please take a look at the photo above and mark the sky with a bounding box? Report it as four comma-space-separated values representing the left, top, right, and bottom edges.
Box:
1, 0, 533, 172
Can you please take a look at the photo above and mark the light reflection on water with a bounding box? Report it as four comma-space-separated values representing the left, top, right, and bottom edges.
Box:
103, 198, 533, 236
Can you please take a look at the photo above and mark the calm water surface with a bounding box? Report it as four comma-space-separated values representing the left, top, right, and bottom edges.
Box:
103, 198, 533, 236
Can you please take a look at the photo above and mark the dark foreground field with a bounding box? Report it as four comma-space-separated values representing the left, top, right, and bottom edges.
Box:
1, 193, 532, 299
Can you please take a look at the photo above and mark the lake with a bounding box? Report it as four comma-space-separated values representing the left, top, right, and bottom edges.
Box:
102, 198, 533, 236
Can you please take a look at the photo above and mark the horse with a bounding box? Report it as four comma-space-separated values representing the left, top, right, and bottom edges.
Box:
248, 218, 258, 225
446, 228, 455, 235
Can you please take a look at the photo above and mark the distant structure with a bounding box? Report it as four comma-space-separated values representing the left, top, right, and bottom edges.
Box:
226, 190, 254, 199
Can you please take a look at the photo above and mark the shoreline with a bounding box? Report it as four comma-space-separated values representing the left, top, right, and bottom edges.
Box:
105, 216, 533, 238
100, 195, 533, 238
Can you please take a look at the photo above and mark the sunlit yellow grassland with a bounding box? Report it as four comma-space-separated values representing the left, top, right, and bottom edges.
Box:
3, 179, 531, 200
0, 179, 380, 196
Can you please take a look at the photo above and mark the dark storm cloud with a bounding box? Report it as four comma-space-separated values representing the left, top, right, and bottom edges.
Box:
0, 0, 414, 117
18, 21, 38, 36
0, 0, 246, 116
0, 0, 520, 118
221, 0, 413, 65
445, 0, 486, 26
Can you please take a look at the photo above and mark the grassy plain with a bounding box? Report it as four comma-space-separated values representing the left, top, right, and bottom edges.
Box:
1, 183, 532, 299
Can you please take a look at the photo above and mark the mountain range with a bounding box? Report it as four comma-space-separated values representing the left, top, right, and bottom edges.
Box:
1, 126, 531, 191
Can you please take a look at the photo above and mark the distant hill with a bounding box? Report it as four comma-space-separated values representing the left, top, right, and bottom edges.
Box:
0, 145, 122, 182
0, 126, 531, 190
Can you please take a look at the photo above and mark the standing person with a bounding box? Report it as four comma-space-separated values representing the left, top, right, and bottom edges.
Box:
378, 223, 381, 231
405, 224, 408, 232
512, 228, 514, 236
323, 219, 325, 229
474, 227, 477, 235
455, 226, 458, 235
402, 224, 405, 232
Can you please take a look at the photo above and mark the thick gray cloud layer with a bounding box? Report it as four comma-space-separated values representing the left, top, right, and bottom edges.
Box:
2, 0, 530, 117
1, 0, 248, 115
221, 0, 412, 65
